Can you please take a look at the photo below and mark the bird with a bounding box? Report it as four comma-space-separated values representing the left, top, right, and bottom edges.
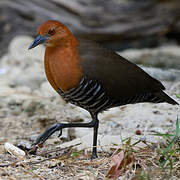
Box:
29, 20, 179, 159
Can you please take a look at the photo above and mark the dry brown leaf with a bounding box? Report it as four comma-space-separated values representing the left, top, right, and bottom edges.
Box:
106, 150, 133, 179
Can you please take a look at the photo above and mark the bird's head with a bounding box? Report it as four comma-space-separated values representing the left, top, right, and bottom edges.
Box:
28, 20, 72, 49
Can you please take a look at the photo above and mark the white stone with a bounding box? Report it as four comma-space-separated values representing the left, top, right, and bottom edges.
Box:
4, 142, 25, 158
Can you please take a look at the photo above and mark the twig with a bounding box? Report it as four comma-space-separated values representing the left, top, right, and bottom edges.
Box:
35, 143, 81, 157
28, 149, 70, 165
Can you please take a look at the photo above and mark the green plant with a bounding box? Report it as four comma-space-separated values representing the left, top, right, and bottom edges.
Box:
152, 117, 180, 172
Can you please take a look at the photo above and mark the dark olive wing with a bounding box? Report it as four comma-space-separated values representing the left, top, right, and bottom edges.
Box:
78, 39, 165, 101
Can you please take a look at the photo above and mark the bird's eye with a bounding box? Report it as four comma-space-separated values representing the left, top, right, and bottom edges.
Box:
48, 29, 55, 36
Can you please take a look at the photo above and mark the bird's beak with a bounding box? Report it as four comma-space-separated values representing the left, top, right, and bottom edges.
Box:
28, 35, 48, 50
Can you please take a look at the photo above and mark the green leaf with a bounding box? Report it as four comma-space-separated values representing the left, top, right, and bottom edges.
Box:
165, 137, 176, 152
169, 149, 175, 156
71, 151, 79, 158
151, 133, 174, 137
126, 137, 131, 145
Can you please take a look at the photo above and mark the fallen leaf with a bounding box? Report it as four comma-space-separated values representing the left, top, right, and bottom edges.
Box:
106, 150, 133, 179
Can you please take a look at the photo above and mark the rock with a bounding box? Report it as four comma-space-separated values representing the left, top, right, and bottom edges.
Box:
17, 140, 32, 151
4, 142, 26, 158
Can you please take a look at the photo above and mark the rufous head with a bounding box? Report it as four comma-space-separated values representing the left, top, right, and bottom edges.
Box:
28, 20, 72, 49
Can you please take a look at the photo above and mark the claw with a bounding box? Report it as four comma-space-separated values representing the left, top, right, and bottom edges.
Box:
58, 129, 62, 138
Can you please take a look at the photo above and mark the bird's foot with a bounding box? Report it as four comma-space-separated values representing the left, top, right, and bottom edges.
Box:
33, 123, 62, 146
91, 151, 98, 160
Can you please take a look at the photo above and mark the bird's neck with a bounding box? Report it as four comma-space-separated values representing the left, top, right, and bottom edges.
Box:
44, 36, 83, 92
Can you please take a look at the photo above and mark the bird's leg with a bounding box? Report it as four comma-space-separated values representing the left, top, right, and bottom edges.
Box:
91, 113, 99, 159
33, 113, 99, 159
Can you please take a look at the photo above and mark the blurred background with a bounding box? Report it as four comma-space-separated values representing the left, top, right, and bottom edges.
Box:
1, 0, 180, 54
0, 0, 180, 70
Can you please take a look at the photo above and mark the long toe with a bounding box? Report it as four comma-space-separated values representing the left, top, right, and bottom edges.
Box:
34, 123, 62, 145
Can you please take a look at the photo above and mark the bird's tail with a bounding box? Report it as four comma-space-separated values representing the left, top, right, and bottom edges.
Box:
155, 91, 179, 105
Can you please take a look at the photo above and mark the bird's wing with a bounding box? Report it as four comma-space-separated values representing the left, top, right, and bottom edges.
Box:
78, 38, 165, 101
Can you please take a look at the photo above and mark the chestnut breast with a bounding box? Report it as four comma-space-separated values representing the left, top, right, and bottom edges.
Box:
44, 46, 83, 92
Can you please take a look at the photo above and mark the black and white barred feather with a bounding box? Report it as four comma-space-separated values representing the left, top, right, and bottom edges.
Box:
58, 77, 165, 114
